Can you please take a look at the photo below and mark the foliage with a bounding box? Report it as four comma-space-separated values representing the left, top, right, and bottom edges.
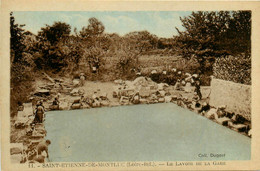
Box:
124, 31, 158, 54
223, 11, 251, 57
158, 38, 174, 49
9, 11, 252, 114
80, 17, 105, 38
36, 22, 72, 71
38, 22, 71, 45
10, 12, 26, 63
213, 55, 251, 85
10, 13, 35, 116
175, 11, 251, 74
115, 49, 138, 79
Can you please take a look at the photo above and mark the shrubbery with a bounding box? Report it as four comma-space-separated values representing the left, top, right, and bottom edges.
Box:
213, 55, 251, 85
10, 11, 251, 117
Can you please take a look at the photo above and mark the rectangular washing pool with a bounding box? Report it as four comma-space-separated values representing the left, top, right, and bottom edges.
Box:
45, 103, 251, 162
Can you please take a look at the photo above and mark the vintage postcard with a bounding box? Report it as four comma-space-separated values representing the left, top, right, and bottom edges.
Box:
1, 0, 260, 170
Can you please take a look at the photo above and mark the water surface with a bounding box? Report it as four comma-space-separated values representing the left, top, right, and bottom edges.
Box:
45, 103, 250, 162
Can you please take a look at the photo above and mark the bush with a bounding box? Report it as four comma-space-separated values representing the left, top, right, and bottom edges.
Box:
213, 55, 251, 85
10, 62, 35, 117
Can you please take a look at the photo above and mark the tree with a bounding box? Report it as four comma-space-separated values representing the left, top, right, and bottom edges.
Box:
38, 22, 71, 45
10, 12, 26, 63
175, 11, 251, 74
124, 31, 158, 54
79, 18, 107, 74
37, 22, 71, 70
113, 31, 157, 78
10, 13, 35, 116
224, 11, 251, 57
80, 17, 105, 38
158, 38, 174, 49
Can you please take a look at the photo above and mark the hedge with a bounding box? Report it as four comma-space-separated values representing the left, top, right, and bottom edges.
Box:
213, 55, 251, 85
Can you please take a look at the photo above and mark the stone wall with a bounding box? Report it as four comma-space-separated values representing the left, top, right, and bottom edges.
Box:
209, 78, 251, 121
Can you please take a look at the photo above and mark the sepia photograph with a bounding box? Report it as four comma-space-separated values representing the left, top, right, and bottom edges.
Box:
1, 1, 260, 170
9, 10, 252, 163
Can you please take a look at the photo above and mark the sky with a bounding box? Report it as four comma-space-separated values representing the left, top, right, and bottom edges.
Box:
13, 11, 192, 38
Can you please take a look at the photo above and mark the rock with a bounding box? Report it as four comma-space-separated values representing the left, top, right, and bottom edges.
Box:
171, 68, 177, 72
78, 88, 85, 95
49, 105, 59, 110
10, 143, 23, 163
172, 95, 178, 101
136, 72, 141, 76
159, 90, 166, 97
133, 77, 148, 86
139, 87, 150, 98
151, 70, 157, 74
232, 124, 247, 132
70, 89, 79, 96
14, 118, 29, 128
71, 103, 81, 109
216, 117, 230, 126
17, 111, 27, 118
61, 87, 72, 94
101, 100, 109, 106
157, 83, 165, 90
149, 94, 158, 103
185, 73, 191, 77
158, 98, 165, 103
120, 96, 129, 104
165, 96, 172, 103
132, 96, 140, 104
140, 98, 148, 104
218, 105, 226, 110
205, 108, 217, 119
100, 93, 108, 100
163, 71, 167, 75
149, 84, 157, 90
73, 79, 80, 86
185, 75, 194, 83
81, 103, 90, 109
192, 74, 198, 78
177, 100, 185, 107
113, 90, 118, 98
125, 81, 133, 87
114, 79, 123, 84
248, 129, 252, 137
216, 108, 226, 118
10, 154, 22, 163
59, 102, 69, 110
73, 98, 81, 104
10, 143, 23, 155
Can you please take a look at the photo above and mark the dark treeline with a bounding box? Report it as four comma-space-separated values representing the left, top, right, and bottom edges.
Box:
10, 11, 251, 115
